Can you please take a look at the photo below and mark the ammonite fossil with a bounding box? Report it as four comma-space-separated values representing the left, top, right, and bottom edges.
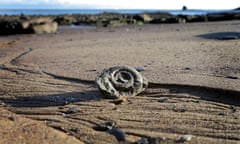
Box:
95, 66, 148, 99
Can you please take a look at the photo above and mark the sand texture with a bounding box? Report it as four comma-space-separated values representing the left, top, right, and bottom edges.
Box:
0, 21, 240, 143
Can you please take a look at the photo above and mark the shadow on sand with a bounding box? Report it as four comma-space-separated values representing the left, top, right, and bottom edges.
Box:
1, 83, 239, 108
0, 90, 101, 108
197, 32, 240, 40
144, 83, 240, 106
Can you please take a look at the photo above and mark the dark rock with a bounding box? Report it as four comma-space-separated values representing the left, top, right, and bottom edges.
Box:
184, 67, 192, 70
176, 135, 192, 142
135, 67, 145, 72
174, 109, 186, 113
186, 15, 208, 22
134, 137, 148, 144
105, 19, 128, 27
231, 106, 237, 113
133, 14, 152, 23
0, 19, 23, 35
110, 99, 126, 105
93, 121, 117, 131
107, 128, 126, 141
54, 16, 76, 25
149, 137, 166, 144
66, 105, 78, 114
149, 12, 175, 24
135, 137, 166, 144
95, 66, 148, 99
207, 12, 235, 21
0, 17, 58, 35
218, 112, 225, 116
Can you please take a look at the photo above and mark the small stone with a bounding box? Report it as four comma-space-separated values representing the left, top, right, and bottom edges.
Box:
135, 67, 145, 72
231, 106, 237, 113
184, 67, 192, 70
66, 105, 78, 114
174, 109, 186, 113
111, 98, 126, 105
177, 135, 192, 142
8, 115, 16, 121
148, 137, 166, 144
218, 112, 225, 116
93, 121, 117, 131
158, 97, 169, 103
134, 137, 148, 144
86, 69, 97, 72
135, 137, 166, 144
107, 128, 126, 141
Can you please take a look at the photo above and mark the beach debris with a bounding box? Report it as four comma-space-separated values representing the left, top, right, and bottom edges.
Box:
107, 128, 126, 141
95, 66, 148, 99
176, 135, 192, 142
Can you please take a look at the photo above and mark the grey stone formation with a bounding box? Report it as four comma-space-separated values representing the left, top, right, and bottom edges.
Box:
0, 17, 58, 35
95, 66, 148, 99
22, 18, 58, 34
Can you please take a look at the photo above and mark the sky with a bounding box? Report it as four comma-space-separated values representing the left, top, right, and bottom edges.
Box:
0, 0, 240, 9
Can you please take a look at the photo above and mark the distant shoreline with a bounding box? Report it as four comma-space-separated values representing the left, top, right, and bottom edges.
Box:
1, 8, 240, 35
0, 9, 236, 16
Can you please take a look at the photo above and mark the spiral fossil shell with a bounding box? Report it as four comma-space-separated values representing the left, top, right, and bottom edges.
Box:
95, 66, 148, 99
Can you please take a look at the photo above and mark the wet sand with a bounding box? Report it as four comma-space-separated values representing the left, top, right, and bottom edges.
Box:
0, 21, 240, 143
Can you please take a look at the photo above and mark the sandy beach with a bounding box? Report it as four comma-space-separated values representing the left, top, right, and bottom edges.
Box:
0, 20, 240, 143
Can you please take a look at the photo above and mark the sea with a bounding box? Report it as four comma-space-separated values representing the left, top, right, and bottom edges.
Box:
0, 9, 237, 16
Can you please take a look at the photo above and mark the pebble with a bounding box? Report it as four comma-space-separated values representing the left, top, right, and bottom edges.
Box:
183, 67, 192, 70
134, 137, 148, 144
107, 128, 126, 141
218, 112, 225, 116
135, 67, 145, 72
177, 135, 192, 142
174, 109, 186, 113
93, 121, 117, 131
66, 105, 78, 114
134, 137, 166, 144
111, 98, 126, 105
231, 106, 237, 113
148, 137, 166, 144
7, 115, 16, 121
158, 97, 169, 103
